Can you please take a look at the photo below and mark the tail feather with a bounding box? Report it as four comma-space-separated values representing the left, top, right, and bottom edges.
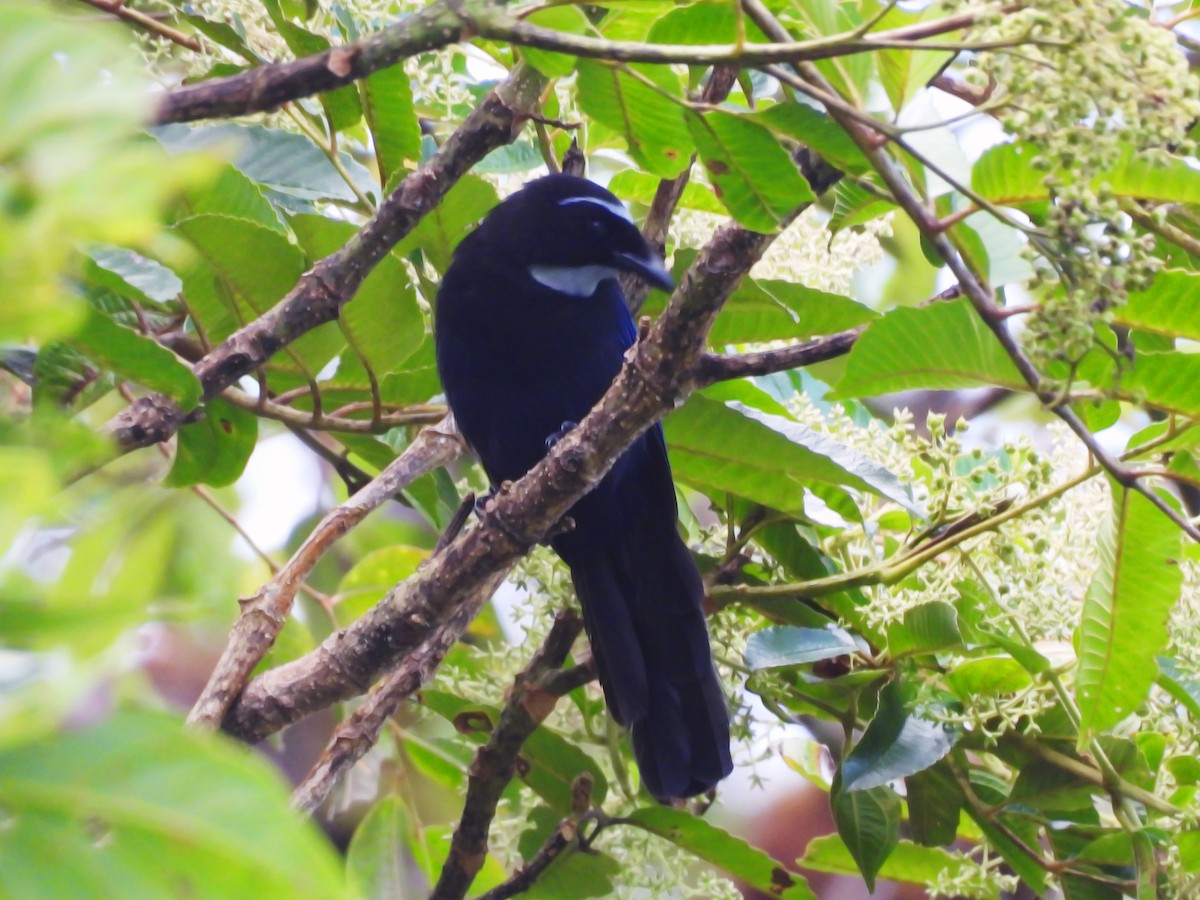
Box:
562, 522, 733, 799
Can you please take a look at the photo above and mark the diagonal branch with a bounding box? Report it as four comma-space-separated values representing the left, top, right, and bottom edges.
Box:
187, 417, 464, 729
218, 212, 800, 745
104, 63, 547, 456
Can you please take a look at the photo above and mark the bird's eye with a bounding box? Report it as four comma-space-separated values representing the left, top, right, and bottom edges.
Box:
585, 218, 605, 236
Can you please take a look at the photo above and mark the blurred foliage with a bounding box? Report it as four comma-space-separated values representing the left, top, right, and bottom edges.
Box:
4, 0, 1200, 898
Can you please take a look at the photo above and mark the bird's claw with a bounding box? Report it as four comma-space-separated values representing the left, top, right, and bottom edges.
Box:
545, 420, 578, 450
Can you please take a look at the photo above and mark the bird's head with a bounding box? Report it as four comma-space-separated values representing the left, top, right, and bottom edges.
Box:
462, 174, 674, 297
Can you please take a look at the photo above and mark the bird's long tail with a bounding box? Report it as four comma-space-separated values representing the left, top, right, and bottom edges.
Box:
566, 522, 732, 799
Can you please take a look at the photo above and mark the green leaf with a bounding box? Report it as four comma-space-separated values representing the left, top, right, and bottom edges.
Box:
71, 306, 200, 408
750, 102, 871, 176
686, 110, 815, 232
182, 162, 284, 234
1124, 350, 1200, 419
829, 180, 894, 232
886, 602, 963, 657
625, 806, 815, 899
173, 6, 260, 61
904, 763, 963, 848
360, 65, 421, 187
1113, 270, 1200, 341
0, 711, 347, 899
420, 691, 607, 814
166, 397, 258, 488
800, 837, 991, 897
87, 246, 182, 305
396, 175, 498, 273
521, 844, 620, 899
1076, 484, 1183, 735
290, 214, 424, 376
333, 544, 426, 625
174, 213, 344, 374
842, 681, 957, 792
947, 655, 1033, 697
154, 123, 374, 204
973, 143, 1200, 207
347, 795, 424, 900
521, 5, 591, 77
710, 277, 877, 346
837, 299, 1026, 395
744, 625, 858, 670
966, 809, 1046, 894
646, 2, 768, 45
830, 781, 900, 891
576, 60, 693, 178
608, 170, 726, 215
262, 0, 361, 132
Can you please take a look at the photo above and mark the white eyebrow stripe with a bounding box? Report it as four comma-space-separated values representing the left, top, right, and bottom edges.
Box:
557, 194, 634, 223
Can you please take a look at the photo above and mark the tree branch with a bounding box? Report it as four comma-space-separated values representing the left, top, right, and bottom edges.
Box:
218, 211, 800, 745
187, 416, 464, 729
291, 598, 479, 814
105, 63, 547, 455
154, 0, 1011, 125
430, 611, 589, 900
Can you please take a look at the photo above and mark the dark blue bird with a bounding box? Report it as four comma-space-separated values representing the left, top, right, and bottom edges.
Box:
434, 174, 732, 799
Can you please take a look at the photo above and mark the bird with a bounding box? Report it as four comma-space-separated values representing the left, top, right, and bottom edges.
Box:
434, 173, 733, 799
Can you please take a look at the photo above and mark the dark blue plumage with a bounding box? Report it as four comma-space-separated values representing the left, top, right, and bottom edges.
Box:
434, 174, 732, 799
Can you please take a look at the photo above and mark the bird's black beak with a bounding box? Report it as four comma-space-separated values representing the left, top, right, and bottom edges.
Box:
614, 249, 674, 292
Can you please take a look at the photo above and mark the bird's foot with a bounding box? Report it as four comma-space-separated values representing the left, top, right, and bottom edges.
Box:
474, 481, 513, 518
545, 420, 578, 451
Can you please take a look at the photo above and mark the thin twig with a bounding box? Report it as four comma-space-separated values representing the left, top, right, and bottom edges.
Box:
222, 385, 445, 434
187, 417, 463, 729
74, 0, 202, 51
430, 612, 586, 900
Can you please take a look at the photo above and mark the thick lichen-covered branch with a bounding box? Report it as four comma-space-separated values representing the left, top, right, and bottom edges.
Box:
105, 64, 546, 454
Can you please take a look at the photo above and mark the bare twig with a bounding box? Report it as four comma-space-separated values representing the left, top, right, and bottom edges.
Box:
187, 417, 463, 729
696, 327, 863, 384
221, 385, 445, 433
74, 0, 202, 51
430, 612, 587, 900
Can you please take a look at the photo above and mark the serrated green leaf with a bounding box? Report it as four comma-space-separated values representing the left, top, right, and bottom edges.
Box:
751, 102, 871, 176
421, 691, 607, 813
842, 681, 957, 792
0, 712, 347, 899
947, 655, 1032, 697
837, 299, 1025, 395
346, 795, 424, 900
166, 397, 258, 488
646, 2, 768, 45
687, 110, 814, 232
71, 306, 200, 408
801, 837, 991, 896
1076, 484, 1183, 735
154, 123, 374, 204
625, 806, 815, 899
395, 175, 498, 273
87, 247, 182, 305
607, 169, 726, 214
1124, 350, 1200, 419
576, 61, 692, 178
1113, 272, 1200, 341
974, 143, 1200, 208
521, 5, 592, 77
174, 5, 260, 61
705, 277, 878, 348
886, 602, 963, 657
829, 180, 895, 232
174, 213, 344, 374
744, 625, 857, 670
183, 162, 284, 233
289, 214, 424, 378
361, 65, 420, 186
830, 781, 900, 891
